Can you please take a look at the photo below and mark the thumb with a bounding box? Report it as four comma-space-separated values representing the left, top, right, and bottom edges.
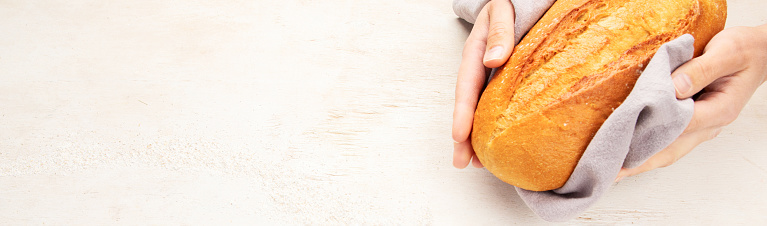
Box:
671, 38, 744, 99
482, 0, 515, 68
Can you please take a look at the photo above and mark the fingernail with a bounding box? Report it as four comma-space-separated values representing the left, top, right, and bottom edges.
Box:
484, 46, 504, 62
672, 73, 692, 96
614, 177, 623, 183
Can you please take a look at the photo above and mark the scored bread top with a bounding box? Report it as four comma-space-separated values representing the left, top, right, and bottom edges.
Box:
472, 0, 726, 191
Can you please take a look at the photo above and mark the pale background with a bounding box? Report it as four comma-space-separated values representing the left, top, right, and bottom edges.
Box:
1, 0, 765, 224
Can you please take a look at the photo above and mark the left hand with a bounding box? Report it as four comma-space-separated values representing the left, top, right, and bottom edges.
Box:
453, 0, 516, 169
616, 25, 767, 181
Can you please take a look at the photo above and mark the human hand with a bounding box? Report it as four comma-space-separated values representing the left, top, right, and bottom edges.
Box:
616, 24, 767, 181
453, 0, 515, 169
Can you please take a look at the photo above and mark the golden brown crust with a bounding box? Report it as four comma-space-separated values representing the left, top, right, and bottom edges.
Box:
472, 0, 727, 191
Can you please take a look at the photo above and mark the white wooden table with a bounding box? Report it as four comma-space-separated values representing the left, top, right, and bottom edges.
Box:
1, 0, 765, 224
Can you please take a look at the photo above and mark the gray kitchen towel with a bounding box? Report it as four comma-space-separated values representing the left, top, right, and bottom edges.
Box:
516, 35, 696, 221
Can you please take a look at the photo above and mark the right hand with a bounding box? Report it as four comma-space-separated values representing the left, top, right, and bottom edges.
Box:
616, 24, 767, 180
453, 0, 516, 169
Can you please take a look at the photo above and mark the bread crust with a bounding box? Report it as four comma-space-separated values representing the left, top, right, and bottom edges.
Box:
472, 0, 727, 191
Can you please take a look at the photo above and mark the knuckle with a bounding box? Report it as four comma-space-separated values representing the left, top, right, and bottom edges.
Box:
487, 0, 500, 11
461, 38, 487, 59
687, 58, 713, 84
718, 106, 740, 126
710, 27, 750, 70
719, 34, 740, 53
659, 154, 677, 168
487, 0, 496, 9
685, 114, 704, 133
487, 23, 510, 40
725, 39, 746, 66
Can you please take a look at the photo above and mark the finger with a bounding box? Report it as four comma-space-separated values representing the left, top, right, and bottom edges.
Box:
616, 128, 721, 180
471, 154, 484, 168
452, 6, 490, 143
683, 87, 735, 134
671, 36, 746, 99
683, 71, 760, 134
453, 140, 474, 169
483, 0, 515, 68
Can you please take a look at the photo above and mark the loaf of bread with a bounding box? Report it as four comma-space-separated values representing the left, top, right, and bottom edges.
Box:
472, 0, 727, 191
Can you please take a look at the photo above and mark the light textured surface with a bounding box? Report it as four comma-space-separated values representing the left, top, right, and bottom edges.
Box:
0, 0, 765, 224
